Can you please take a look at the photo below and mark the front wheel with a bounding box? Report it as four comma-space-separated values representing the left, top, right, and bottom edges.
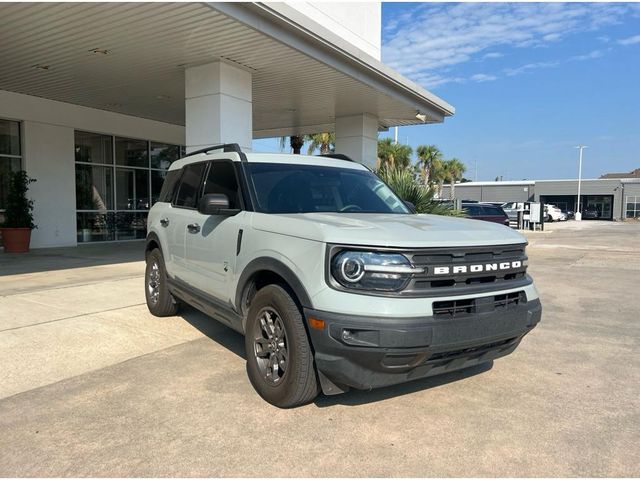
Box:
145, 248, 179, 317
245, 285, 319, 408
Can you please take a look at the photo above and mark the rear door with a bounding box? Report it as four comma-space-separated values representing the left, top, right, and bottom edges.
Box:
167, 162, 207, 282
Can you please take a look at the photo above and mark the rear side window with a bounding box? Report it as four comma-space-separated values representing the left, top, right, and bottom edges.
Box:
174, 163, 206, 208
158, 170, 181, 203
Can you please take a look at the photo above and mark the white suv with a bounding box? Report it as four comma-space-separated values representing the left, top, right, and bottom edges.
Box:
145, 144, 542, 407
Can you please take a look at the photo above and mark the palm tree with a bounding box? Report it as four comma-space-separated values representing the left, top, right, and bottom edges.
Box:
446, 158, 466, 199
430, 157, 447, 198
279, 135, 305, 154
416, 145, 442, 186
377, 138, 412, 170
306, 133, 335, 155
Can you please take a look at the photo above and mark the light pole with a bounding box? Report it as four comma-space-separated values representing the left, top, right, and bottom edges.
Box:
574, 145, 588, 221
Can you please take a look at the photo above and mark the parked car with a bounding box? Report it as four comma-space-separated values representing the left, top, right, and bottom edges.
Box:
145, 144, 541, 407
582, 207, 599, 219
463, 202, 510, 226
501, 202, 528, 223
544, 204, 567, 222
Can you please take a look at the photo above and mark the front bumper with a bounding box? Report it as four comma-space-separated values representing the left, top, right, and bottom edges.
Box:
304, 296, 541, 393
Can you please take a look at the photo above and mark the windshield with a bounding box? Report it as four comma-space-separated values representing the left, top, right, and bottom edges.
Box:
247, 163, 410, 214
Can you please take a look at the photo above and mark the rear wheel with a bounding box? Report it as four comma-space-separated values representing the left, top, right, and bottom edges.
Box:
145, 248, 179, 317
245, 285, 319, 408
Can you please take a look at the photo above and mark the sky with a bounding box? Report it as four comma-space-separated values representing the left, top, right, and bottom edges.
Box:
380, 2, 640, 181
253, 2, 640, 181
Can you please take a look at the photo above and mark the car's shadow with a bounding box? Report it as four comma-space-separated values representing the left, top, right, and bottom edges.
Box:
179, 306, 494, 407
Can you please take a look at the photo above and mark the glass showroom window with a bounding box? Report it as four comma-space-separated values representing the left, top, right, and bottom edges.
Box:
75, 131, 182, 242
626, 196, 640, 219
0, 119, 22, 211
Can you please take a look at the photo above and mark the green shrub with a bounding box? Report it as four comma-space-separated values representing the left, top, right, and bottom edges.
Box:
377, 166, 462, 216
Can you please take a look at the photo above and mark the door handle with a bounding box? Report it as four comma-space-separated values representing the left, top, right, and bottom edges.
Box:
187, 223, 201, 234
160, 218, 169, 227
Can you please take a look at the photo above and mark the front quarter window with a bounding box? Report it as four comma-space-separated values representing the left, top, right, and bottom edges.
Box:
248, 162, 409, 214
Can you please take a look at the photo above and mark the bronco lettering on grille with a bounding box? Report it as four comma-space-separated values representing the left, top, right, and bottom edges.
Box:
432, 260, 522, 276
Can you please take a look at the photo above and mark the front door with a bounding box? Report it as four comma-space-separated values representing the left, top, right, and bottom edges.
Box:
184, 160, 245, 304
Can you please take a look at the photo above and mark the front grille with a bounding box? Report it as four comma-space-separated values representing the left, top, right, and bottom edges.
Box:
432, 291, 526, 319
402, 243, 529, 297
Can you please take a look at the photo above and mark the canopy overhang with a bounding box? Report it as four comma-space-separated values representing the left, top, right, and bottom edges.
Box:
0, 2, 454, 138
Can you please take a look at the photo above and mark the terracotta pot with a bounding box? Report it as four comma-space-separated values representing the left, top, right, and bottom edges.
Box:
2, 228, 32, 253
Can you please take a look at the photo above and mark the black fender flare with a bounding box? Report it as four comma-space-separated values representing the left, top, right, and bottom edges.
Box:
145, 232, 161, 259
235, 257, 313, 313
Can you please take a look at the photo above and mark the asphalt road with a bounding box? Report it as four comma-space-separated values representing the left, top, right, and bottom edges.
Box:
0, 221, 638, 476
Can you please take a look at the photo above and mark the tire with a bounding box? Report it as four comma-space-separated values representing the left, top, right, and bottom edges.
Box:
145, 248, 179, 317
245, 284, 319, 408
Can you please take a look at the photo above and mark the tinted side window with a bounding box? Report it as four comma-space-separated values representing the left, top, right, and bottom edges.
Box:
203, 161, 241, 209
464, 204, 481, 216
158, 170, 181, 203
482, 206, 505, 216
174, 163, 206, 208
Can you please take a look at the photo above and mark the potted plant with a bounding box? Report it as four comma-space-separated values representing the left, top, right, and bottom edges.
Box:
1, 171, 37, 253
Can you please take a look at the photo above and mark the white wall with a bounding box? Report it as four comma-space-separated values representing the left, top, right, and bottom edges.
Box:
287, 2, 381, 60
1, 90, 185, 248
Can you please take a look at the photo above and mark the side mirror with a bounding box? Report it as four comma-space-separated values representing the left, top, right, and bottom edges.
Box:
197, 193, 240, 216
404, 200, 417, 213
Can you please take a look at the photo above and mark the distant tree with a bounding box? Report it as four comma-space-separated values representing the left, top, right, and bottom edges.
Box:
306, 133, 335, 155
416, 145, 443, 185
377, 138, 412, 170
279, 135, 305, 154
446, 158, 466, 199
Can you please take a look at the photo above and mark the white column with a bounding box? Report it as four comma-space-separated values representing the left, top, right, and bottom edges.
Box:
23, 121, 77, 248
185, 61, 252, 152
334, 113, 378, 169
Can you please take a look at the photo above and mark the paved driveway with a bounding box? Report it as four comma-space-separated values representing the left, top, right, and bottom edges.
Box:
1, 222, 639, 476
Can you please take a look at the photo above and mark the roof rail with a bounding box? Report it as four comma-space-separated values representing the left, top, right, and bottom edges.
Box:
318, 153, 354, 162
184, 143, 242, 157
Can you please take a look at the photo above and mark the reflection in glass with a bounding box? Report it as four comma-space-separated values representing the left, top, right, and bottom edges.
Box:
0, 119, 21, 156
115, 137, 148, 168
75, 131, 113, 164
150, 142, 180, 169
115, 212, 148, 240
75, 164, 113, 210
151, 169, 168, 206
0, 157, 21, 209
77, 212, 116, 242
116, 168, 150, 210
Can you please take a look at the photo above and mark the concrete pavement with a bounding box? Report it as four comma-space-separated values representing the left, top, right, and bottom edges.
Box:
0, 223, 638, 476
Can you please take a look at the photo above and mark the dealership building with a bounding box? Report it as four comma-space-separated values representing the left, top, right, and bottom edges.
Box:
0, 2, 454, 249
441, 176, 640, 221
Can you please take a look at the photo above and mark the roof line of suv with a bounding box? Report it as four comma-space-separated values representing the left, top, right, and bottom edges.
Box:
184, 143, 355, 163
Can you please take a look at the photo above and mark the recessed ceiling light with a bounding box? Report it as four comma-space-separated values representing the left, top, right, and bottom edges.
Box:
33, 64, 50, 70
90, 48, 110, 55
156, 95, 171, 100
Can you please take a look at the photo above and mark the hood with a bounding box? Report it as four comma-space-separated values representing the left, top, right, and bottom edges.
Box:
251, 212, 526, 248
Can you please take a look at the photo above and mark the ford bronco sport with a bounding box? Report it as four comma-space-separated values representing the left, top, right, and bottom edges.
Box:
145, 144, 541, 408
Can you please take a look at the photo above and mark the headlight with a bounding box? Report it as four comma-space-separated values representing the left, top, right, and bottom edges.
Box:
330, 251, 423, 292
